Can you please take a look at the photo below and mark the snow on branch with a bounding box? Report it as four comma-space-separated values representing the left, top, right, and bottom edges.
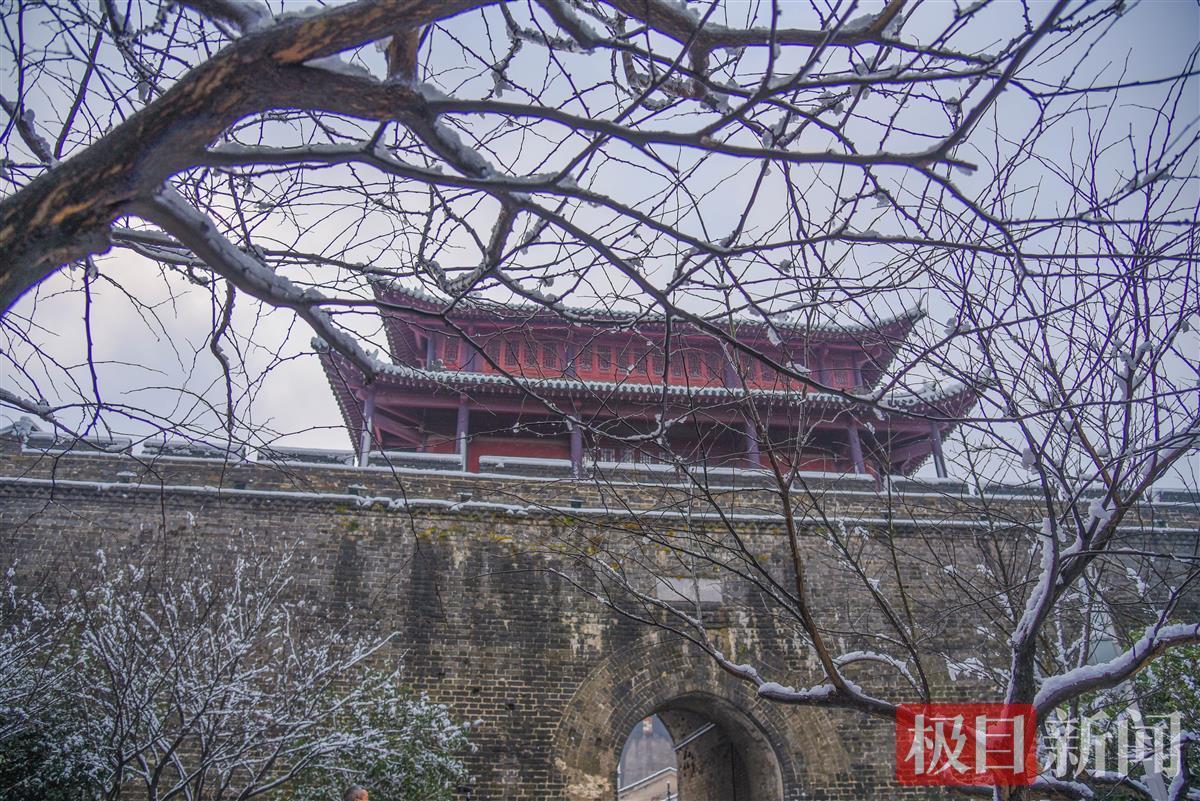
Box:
176, 0, 272, 33
704, 647, 893, 714
129, 189, 383, 380
834, 650, 919, 691
0, 387, 55, 424
0, 96, 54, 166
757, 681, 840, 703
1034, 622, 1200, 716
1010, 517, 1065, 653
536, 0, 604, 50
0, 546, 470, 799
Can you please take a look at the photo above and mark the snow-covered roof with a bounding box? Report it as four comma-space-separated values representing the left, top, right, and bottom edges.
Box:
317, 342, 977, 413
0, 416, 41, 438
372, 280, 925, 341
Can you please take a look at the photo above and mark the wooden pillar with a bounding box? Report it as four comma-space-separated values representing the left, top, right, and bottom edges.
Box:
456, 397, 470, 472
847, 421, 866, 474
930, 422, 948, 478
570, 421, 583, 477
743, 420, 761, 468
425, 335, 436, 367
358, 385, 376, 468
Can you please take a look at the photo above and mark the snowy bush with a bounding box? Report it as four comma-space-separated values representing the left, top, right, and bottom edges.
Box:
0, 550, 469, 800
0, 603, 101, 801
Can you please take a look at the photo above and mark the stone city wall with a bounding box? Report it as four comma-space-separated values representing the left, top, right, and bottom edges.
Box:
1, 433, 1196, 800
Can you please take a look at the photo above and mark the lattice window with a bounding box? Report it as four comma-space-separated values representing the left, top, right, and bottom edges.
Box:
702, 353, 722, 381
484, 338, 501, 368
442, 336, 460, 365
594, 447, 618, 463
824, 353, 852, 388
626, 348, 644, 373
597, 345, 613, 371
502, 339, 520, 368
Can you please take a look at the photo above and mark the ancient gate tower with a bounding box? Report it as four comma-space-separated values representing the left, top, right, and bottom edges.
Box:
318, 281, 975, 476
4, 286, 1194, 799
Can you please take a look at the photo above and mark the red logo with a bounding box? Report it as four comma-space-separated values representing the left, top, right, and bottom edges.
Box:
896, 704, 1037, 785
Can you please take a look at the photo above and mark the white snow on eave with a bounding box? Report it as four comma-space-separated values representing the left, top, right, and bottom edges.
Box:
0, 475, 996, 527
372, 451, 463, 464
480, 455, 571, 468
335, 354, 971, 409
373, 281, 925, 336
886, 378, 972, 405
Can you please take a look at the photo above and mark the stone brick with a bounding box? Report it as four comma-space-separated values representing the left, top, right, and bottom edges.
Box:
0, 436, 1195, 800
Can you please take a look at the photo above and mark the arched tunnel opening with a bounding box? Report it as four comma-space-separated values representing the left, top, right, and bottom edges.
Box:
616, 694, 784, 801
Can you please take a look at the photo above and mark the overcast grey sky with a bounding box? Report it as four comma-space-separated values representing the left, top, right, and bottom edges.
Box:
1, 0, 1196, 485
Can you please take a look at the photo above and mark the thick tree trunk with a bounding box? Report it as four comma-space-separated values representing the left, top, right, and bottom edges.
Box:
0, 57, 263, 310
0, 0, 479, 312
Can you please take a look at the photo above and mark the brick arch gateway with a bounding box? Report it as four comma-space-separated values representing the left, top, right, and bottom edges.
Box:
642, 693, 783, 801
553, 636, 849, 801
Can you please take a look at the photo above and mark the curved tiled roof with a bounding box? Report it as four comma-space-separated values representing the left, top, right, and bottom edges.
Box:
317, 342, 978, 415
371, 280, 925, 342
317, 344, 980, 477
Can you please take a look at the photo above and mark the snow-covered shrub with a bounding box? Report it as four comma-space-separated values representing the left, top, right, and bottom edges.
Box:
282, 673, 470, 801
0, 549, 469, 800
0, 586, 105, 800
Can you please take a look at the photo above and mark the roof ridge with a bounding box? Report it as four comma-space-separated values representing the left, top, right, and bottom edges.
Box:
370, 279, 926, 337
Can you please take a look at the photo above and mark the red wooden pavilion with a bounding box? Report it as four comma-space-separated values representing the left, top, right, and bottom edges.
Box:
318, 283, 976, 478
